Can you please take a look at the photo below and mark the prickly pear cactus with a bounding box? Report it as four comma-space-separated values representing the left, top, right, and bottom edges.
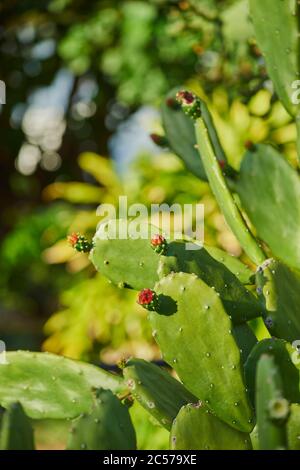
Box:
245, 338, 300, 407
237, 144, 300, 271
170, 402, 252, 450
249, 0, 300, 118
256, 259, 300, 342
256, 354, 289, 450
287, 404, 300, 450
123, 358, 197, 430
67, 389, 136, 450
148, 272, 254, 432
0, 402, 35, 450
0, 351, 125, 419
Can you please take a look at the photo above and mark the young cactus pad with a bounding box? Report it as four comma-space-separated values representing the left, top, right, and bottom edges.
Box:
170, 402, 252, 450
287, 404, 300, 450
256, 258, 300, 342
194, 114, 266, 266
245, 338, 300, 408
149, 272, 254, 433
256, 354, 289, 450
67, 389, 136, 450
123, 358, 197, 430
0, 351, 125, 419
0, 402, 35, 450
237, 144, 300, 271
249, 0, 300, 118
90, 219, 161, 290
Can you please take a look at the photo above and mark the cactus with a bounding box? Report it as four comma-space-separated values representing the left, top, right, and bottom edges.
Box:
123, 358, 197, 430
0, 402, 35, 450
0, 351, 125, 419
193, 109, 266, 266
91, 220, 263, 324
256, 258, 300, 342
255, 354, 289, 450
67, 389, 136, 450
170, 402, 252, 450
249, 0, 300, 119
161, 88, 233, 181
90, 219, 160, 290
3, 0, 300, 451
237, 144, 300, 271
148, 272, 254, 432
287, 404, 300, 450
245, 338, 300, 408
158, 239, 263, 324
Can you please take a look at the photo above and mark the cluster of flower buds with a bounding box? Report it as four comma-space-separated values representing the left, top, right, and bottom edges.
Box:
175, 90, 202, 120
150, 234, 168, 255
67, 232, 93, 253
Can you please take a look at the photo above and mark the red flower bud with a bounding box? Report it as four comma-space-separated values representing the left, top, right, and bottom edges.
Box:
67, 232, 93, 253
244, 140, 256, 151
176, 90, 202, 120
137, 289, 158, 311
150, 234, 167, 255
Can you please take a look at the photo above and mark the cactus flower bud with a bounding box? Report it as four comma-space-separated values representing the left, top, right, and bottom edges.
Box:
244, 140, 256, 151
137, 289, 158, 311
150, 234, 168, 255
176, 90, 202, 119
150, 133, 169, 148
67, 232, 93, 253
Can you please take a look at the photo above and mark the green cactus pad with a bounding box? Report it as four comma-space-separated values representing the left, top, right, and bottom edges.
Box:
237, 144, 300, 271
256, 354, 288, 450
0, 351, 124, 419
256, 259, 300, 342
170, 403, 251, 450
232, 323, 258, 365
149, 272, 254, 432
90, 219, 160, 290
205, 245, 254, 285
67, 389, 136, 450
161, 89, 207, 180
287, 404, 300, 450
245, 338, 300, 408
0, 402, 35, 450
195, 117, 266, 266
158, 240, 263, 324
91, 220, 261, 324
162, 89, 228, 181
249, 0, 300, 117
123, 358, 197, 430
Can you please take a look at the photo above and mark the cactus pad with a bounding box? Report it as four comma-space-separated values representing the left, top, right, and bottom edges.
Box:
149, 272, 254, 432
123, 358, 197, 430
67, 389, 136, 450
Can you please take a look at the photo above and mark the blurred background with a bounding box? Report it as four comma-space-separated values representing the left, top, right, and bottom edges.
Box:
0, 0, 297, 448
